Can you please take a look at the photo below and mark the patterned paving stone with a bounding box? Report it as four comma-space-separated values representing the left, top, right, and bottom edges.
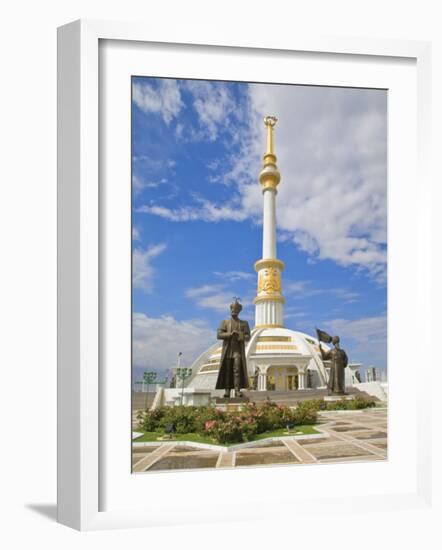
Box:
298, 437, 331, 446
216, 452, 235, 468
369, 438, 388, 450
351, 431, 387, 440
236, 447, 299, 466
149, 450, 219, 471
133, 446, 160, 455
332, 425, 370, 432
255, 441, 286, 449
305, 442, 372, 460
132, 447, 161, 465
169, 445, 204, 453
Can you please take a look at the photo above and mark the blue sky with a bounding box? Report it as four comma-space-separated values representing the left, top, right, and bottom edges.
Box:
131, 77, 387, 382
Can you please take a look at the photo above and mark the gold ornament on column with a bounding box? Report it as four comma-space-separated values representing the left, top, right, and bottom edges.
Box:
258, 267, 282, 293
260, 116, 281, 192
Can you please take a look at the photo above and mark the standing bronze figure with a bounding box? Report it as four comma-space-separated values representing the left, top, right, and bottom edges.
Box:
215, 298, 250, 398
316, 328, 348, 394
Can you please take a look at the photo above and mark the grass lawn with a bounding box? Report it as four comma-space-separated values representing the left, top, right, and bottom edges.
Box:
133, 424, 319, 445
253, 425, 319, 439
134, 432, 218, 445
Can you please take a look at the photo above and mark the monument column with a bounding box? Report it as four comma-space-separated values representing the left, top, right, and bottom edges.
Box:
254, 116, 285, 329
257, 367, 268, 391
298, 371, 306, 390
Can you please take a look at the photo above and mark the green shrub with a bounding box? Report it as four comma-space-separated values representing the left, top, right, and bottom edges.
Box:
157, 406, 199, 434
205, 415, 258, 444
139, 407, 166, 432
352, 395, 377, 409
293, 400, 318, 425
253, 402, 297, 432
322, 395, 377, 411
325, 398, 348, 411
138, 405, 228, 435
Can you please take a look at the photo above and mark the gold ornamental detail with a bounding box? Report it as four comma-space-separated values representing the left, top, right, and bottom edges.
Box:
253, 293, 285, 305
258, 267, 281, 293
256, 344, 298, 351
259, 116, 281, 192
254, 258, 285, 272
258, 336, 292, 342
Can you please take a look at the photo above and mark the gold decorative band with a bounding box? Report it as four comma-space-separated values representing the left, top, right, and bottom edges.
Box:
254, 258, 285, 272
263, 153, 276, 164
258, 336, 292, 342
198, 364, 220, 373
254, 323, 285, 329
261, 181, 279, 192
256, 344, 298, 351
253, 294, 285, 304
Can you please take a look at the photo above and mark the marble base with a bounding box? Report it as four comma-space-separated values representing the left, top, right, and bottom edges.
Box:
324, 394, 355, 402
215, 396, 250, 412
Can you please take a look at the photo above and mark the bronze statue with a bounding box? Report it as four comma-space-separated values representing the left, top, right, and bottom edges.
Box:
316, 328, 348, 394
215, 298, 251, 398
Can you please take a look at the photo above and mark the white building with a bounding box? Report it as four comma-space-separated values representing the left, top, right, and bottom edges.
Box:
182, 116, 362, 396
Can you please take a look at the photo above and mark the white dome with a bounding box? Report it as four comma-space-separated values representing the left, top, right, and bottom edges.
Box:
247, 327, 319, 358
187, 325, 330, 390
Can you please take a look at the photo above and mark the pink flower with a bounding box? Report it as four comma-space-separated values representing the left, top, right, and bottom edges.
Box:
205, 420, 216, 431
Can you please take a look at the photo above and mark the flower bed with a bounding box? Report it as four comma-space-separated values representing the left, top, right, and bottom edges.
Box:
136, 396, 376, 444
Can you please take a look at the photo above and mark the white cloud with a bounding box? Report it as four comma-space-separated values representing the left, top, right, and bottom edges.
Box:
325, 315, 387, 345
284, 305, 308, 320
332, 288, 360, 303
132, 312, 214, 373
214, 270, 254, 282
133, 79, 183, 124
185, 284, 252, 314
322, 314, 387, 368
132, 226, 141, 241
285, 280, 360, 302
133, 243, 167, 292
137, 197, 248, 223
184, 81, 239, 141
132, 174, 163, 194
185, 284, 236, 313
207, 159, 220, 171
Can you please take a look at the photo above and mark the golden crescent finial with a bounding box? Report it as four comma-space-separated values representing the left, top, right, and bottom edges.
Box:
264, 116, 277, 155
264, 115, 278, 127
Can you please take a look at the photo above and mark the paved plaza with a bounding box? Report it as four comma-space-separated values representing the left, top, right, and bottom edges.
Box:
132, 408, 387, 473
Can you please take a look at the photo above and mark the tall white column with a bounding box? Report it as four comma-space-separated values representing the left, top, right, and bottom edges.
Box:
262, 188, 277, 259
259, 371, 267, 391
254, 116, 285, 328
298, 371, 306, 390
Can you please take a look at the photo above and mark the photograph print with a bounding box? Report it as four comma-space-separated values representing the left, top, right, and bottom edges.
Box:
131, 76, 388, 473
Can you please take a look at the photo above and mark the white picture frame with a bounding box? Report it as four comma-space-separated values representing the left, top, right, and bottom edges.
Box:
57, 19, 433, 531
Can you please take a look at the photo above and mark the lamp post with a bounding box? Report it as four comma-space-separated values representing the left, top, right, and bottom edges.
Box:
143, 371, 157, 409
174, 353, 192, 406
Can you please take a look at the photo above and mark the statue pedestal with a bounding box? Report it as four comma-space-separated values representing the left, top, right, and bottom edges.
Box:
215, 396, 250, 412
324, 394, 355, 402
